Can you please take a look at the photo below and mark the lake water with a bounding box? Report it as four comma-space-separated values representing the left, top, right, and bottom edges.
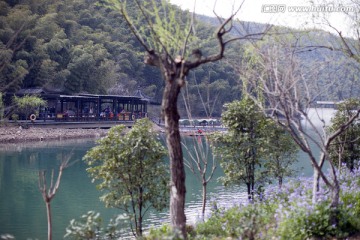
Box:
0, 108, 334, 239
0, 138, 248, 239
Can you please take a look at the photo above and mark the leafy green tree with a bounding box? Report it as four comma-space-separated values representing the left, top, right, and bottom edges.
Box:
83, 118, 169, 237
211, 97, 270, 200
12, 94, 47, 121
211, 97, 299, 197
263, 122, 299, 188
328, 99, 360, 171
0, 4, 34, 92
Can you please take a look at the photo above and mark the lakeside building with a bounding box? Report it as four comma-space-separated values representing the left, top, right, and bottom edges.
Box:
4, 87, 152, 122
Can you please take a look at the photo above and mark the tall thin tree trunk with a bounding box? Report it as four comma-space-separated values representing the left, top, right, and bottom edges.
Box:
138, 215, 142, 237
163, 76, 187, 237
138, 186, 143, 237
330, 183, 340, 209
202, 182, 207, 219
46, 201, 52, 240
329, 161, 341, 224
330, 181, 340, 226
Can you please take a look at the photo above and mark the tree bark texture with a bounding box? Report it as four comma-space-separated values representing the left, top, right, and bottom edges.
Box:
162, 75, 187, 237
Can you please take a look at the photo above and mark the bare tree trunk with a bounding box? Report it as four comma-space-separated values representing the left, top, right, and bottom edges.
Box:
329, 180, 340, 226
38, 159, 70, 240
138, 215, 142, 237
201, 182, 207, 218
330, 183, 340, 209
163, 76, 187, 237
182, 129, 217, 222
312, 168, 320, 204
46, 201, 52, 240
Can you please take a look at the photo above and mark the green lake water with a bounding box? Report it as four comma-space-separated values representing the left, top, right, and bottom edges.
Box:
0, 137, 246, 239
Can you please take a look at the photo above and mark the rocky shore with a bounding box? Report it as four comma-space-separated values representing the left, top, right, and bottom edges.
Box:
0, 126, 109, 144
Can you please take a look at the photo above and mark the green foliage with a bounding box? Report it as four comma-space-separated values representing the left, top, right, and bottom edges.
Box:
277, 200, 358, 239
112, 0, 197, 57
0, 0, 147, 94
263, 122, 299, 187
142, 167, 360, 240
83, 118, 169, 237
12, 94, 46, 120
195, 203, 277, 239
328, 98, 360, 170
11, 113, 18, 122
144, 198, 360, 240
1, 0, 243, 115
64, 211, 125, 239
341, 192, 360, 231
211, 97, 298, 196
211, 97, 269, 194
145, 224, 185, 240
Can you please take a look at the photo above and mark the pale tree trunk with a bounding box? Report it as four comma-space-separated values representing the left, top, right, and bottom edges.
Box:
38, 159, 69, 240
163, 76, 187, 237
312, 168, 320, 204
182, 134, 217, 221
46, 201, 52, 240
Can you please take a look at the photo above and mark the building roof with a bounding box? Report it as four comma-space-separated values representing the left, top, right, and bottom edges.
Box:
16, 87, 65, 95
133, 87, 151, 102
17, 88, 47, 95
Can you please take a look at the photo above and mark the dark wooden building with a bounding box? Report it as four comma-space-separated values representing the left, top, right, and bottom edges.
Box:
6, 88, 149, 122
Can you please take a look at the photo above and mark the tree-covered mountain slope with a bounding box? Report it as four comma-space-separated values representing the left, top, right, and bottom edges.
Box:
1, 0, 358, 117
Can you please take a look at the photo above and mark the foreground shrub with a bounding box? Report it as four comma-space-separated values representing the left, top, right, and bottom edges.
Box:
340, 192, 360, 232
64, 211, 127, 239
145, 166, 360, 239
277, 200, 354, 239
145, 224, 195, 240
194, 202, 277, 240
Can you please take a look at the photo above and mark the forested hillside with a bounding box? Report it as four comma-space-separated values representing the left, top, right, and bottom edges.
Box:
1, 0, 359, 117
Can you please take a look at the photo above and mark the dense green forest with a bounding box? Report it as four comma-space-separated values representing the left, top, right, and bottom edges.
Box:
1, 0, 359, 117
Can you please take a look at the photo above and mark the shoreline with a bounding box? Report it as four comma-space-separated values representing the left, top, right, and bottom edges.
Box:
0, 123, 225, 144
0, 125, 110, 144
